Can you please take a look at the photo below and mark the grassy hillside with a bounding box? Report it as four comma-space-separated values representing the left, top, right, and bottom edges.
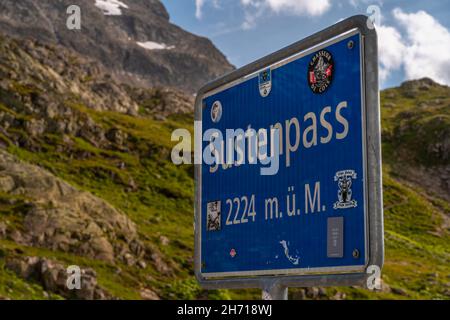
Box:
0, 34, 448, 300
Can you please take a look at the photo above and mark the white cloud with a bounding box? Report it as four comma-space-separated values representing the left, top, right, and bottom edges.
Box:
348, 0, 383, 9
240, 1, 266, 30
240, 0, 331, 30
377, 24, 406, 82
195, 2, 450, 86
378, 9, 450, 85
348, 0, 359, 8
196, 0, 331, 27
241, 0, 331, 17
392, 8, 450, 85
195, 0, 220, 19
195, 0, 205, 19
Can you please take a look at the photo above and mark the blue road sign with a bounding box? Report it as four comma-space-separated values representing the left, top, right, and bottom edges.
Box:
195, 16, 383, 285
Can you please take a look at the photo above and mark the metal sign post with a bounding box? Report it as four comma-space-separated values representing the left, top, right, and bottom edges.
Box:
194, 15, 383, 300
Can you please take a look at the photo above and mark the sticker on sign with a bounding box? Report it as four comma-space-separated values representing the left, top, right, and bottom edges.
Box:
194, 15, 383, 290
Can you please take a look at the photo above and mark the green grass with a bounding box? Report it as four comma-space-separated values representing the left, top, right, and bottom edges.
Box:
381, 84, 450, 166
3, 100, 201, 299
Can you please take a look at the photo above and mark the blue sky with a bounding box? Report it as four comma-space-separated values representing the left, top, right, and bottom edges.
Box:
161, 0, 450, 89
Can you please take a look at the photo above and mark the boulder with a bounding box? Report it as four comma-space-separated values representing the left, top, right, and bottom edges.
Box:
306, 287, 320, 299
391, 287, 408, 296
149, 251, 171, 275
140, 288, 160, 300
0, 175, 15, 192
5, 256, 109, 300
159, 235, 170, 246
0, 149, 143, 263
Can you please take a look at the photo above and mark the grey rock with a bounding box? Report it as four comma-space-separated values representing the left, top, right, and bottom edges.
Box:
5, 256, 109, 300
0, 221, 6, 238
401, 78, 441, 91
140, 288, 160, 300
384, 102, 396, 108
306, 287, 320, 299
293, 289, 306, 300
24, 118, 46, 137
318, 287, 327, 297
150, 252, 171, 275
380, 279, 391, 293
0, 149, 143, 263
124, 253, 136, 266
106, 128, 128, 146
0, 175, 15, 192
137, 260, 147, 269
391, 287, 408, 296
5, 256, 40, 279
159, 235, 170, 246
332, 292, 347, 300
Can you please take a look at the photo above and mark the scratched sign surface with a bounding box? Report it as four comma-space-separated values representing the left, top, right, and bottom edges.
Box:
200, 31, 367, 278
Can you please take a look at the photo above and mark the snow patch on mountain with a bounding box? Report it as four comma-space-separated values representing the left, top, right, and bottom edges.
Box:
94, 0, 128, 16
137, 41, 175, 50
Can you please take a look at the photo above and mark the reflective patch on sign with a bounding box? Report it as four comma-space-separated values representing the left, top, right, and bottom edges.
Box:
279, 240, 300, 265
210, 101, 222, 123
258, 68, 272, 97
327, 217, 344, 258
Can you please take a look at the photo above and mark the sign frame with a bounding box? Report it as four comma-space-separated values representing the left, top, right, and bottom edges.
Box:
194, 15, 384, 291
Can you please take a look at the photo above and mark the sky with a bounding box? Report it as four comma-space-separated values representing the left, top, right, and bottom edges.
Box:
161, 0, 450, 89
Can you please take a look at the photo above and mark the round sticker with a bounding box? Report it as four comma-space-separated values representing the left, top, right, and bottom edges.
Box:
308, 49, 334, 94
211, 101, 222, 123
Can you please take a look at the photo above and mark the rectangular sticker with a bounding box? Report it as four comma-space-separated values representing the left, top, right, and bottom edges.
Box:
327, 217, 344, 258
207, 201, 221, 231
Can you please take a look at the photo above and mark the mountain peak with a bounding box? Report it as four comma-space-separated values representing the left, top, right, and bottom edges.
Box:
400, 77, 445, 91
0, 0, 233, 92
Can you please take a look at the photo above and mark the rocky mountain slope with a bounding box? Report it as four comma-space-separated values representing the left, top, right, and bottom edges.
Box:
381, 78, 450, 202
0, 33, 199, 299
0, 31, 448, 299
0, 0, 234, 92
